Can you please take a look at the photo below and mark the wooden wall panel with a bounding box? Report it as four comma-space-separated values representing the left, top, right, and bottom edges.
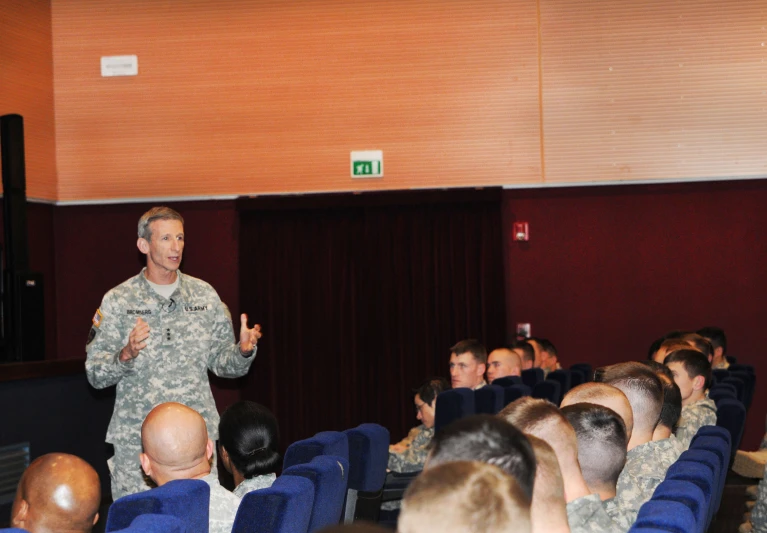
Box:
0, 0, 57, 200
540, 0, 767, 184
51, 0, 541, 202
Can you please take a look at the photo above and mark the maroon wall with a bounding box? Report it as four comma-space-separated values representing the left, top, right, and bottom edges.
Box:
503, 179, 767, 449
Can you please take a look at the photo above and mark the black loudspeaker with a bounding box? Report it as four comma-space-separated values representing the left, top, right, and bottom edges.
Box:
1, 114, 44, 362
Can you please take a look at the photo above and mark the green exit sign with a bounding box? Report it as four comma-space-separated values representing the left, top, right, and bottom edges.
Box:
350, 150, 383, 178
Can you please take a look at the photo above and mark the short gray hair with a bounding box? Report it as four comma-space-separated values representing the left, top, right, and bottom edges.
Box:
138, 207, 184, 241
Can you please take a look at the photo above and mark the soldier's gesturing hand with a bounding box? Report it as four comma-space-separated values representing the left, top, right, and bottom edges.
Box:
239, 314, 262, 355
119, 317, 150, 362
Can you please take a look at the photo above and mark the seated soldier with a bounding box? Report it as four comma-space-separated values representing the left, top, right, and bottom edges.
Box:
499, 397, 619, 533
651, 338, 692, 364
561, 382, 634, 445
697, 326, 729, 370
511, 340, 536, 371
140, 402, 240, 533
218, 401, 280, 497
595, 362, 666, 528
449, 339, 488, 390
680, 333, 714, 363
487, 347, 523, 383
641, 361, 685, 459
426, 414, 536, 501
536, 338, 562, 378
398, 461, 532, 533
525, 435, 570, 533
664, 349, 717, 448
11, 453, 101, 533
388, 378, 448, 473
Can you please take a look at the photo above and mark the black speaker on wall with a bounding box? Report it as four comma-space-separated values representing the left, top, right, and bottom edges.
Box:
1, 114, 44, 362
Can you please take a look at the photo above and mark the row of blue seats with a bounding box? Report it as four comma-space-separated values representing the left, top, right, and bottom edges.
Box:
711, 364, 755, 410
630, 426, 732, 533
102, 423, 390, 533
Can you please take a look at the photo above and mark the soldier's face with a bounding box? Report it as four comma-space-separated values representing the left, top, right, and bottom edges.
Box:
415, 394, 436, 429
449, 352, 485, 389
143, 219, 185, 274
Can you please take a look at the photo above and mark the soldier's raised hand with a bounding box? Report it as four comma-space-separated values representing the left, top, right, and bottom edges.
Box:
239, 314, 262, 355
119, 317, 150, 362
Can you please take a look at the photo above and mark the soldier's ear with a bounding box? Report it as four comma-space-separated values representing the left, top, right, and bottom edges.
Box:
137, 238, 150, 255
11, 498, 29, 528
139, 452, 152, 477
692, 375, 706, 391
205, 439, 214, 462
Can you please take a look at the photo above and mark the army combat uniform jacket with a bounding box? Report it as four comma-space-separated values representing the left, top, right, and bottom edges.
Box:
85, 269, 255, 498
675, 397, 717, 449
566, 493, 622, 533
387, 425, 434, 473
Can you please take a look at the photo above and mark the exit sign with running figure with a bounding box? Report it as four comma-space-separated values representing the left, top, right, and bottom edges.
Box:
350, 150, 383, 178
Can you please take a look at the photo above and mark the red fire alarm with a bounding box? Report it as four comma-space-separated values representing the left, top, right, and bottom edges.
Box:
513, 222, 529, 241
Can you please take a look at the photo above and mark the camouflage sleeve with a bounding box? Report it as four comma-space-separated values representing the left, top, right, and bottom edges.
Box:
752, 468, 767, 532
85, 293, 134, 389
566, 494, 622, 533
206, 299, 255, 378
387, 428, 432, 473
603, 499, 634, 533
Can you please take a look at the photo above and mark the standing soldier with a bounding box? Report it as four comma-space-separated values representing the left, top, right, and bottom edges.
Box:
85, 206, 262, 499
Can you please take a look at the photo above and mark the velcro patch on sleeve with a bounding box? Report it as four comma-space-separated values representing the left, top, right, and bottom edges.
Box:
92, 309, 103, 328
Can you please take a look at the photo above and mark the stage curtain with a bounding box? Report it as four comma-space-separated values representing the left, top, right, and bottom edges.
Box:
237, 188, 505, 446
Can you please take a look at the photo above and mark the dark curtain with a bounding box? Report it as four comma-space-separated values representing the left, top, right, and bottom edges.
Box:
237, 188, 505, 448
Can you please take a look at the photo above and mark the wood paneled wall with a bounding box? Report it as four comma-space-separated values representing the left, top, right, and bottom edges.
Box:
0, 0, 57, 200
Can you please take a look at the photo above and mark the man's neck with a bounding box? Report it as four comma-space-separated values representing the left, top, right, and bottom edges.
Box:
683, 391, 705, 407
592, 483, 616, 501
560, 463, 591, 503
144, 266, 178, 285
627, 430, 653, 451
652, 425, 672, 441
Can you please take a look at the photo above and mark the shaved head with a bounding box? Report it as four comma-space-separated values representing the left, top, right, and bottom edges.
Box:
487, 348, 523, 383
11, 453, 101, 533
525, 436, 569, 533
140, 402, 213, 486
561, 382, 634, 443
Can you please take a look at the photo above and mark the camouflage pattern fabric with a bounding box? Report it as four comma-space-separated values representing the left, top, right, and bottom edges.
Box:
233, 473, 277, 498
752, 464, 767, 532
86, 269, 255, 498
202, 472, 242, 533
388, 426, 435, 473
653, 435, 685, 472
675, 398, 718, 449
566, 493, 622, 532
602, 498, 633, 533
612, 440, 672, 527
393, 425, 424, 448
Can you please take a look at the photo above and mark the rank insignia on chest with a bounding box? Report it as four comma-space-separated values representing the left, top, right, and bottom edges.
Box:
92, 309, 103, 328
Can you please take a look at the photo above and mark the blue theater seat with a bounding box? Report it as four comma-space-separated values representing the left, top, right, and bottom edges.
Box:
677, 449, 720, 526
434, 388, 475, 432
689, 435, 731, 514
729, 370, 754, 409
569, 368, 586, 388
342, 423, 389, 522
570, 363, 593, 382
691, 426, 731, 451
630, 500, 697, 533
282, 455, 349, 532
474, 385, 504, 415
715, 398, 747, 462
105, 479, 209, 533
232, 475, 314, 533
532, 379, 562, 406
720, 377, 746, 403
114, 514, 188, 533
664, 461, 715, 531
709, 387, 737, 405
521, 368, 544, 388
502, 384, 532, 406
283, 431, 349, 471
546, 369, 571, 395
650, 480, 706, 533
491, 376, 523, 388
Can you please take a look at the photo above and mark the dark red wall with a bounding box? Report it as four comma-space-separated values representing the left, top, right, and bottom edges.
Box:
503, 179, 767, 449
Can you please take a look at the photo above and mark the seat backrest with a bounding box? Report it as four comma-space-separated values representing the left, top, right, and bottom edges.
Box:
434, 388, 475, 432
720, 377, 745, 403
531, 379, 562, 406
283, 431, 350, 470
491, 376, 523, 388
502, 384, 532, 406
569, 368, 586, 388
232, 475, 314, 533
630, 500, 697, 533
728, 363, 754, 375
474, 385, 505, 415
689, 435, 731, 514
570, 363, 593, 382
650, 480, 706, 533
715, 398, 747, 459
729, 370, 755, 408
521, 368, 544, 388
343, 423, 389, 492
664, 460, 714, 527
282, 455, 349, 532
677, 449, 720, 526
711, 369, 729, 382
115, 514, 188, 533
691, 426, 731, 450
105, 479, 210, 533
546, 369, 571, 395
725, 355, 737, 365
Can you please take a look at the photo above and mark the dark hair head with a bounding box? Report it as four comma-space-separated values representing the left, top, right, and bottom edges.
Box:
697, 326, 727, 354
450, 339, 487, 364
416, 377, 450, 405
561, 403, 627, 488
428, 414, 536, 500
640, 360, 673, 381
219, 401, 280, 479
663, 349, 711, 382
509, 340, 535, 365
595, 362, 663, 434
537, 338, 557, 357
647, 337, 665, 360
640, 361, 682, 430
680, 333, 714, 361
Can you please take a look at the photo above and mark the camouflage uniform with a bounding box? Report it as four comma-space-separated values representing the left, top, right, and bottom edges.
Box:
675, 397, 717, 449
602, 498, 633, 533
201, 472, 242, 533
612, 440, 671, 527
86, 269, 256, 499
751, 464, 767, 532
653, 435, 685, 471
566, 493, 621, 532
233, 473, 276, 498
388, 425, 434, 473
